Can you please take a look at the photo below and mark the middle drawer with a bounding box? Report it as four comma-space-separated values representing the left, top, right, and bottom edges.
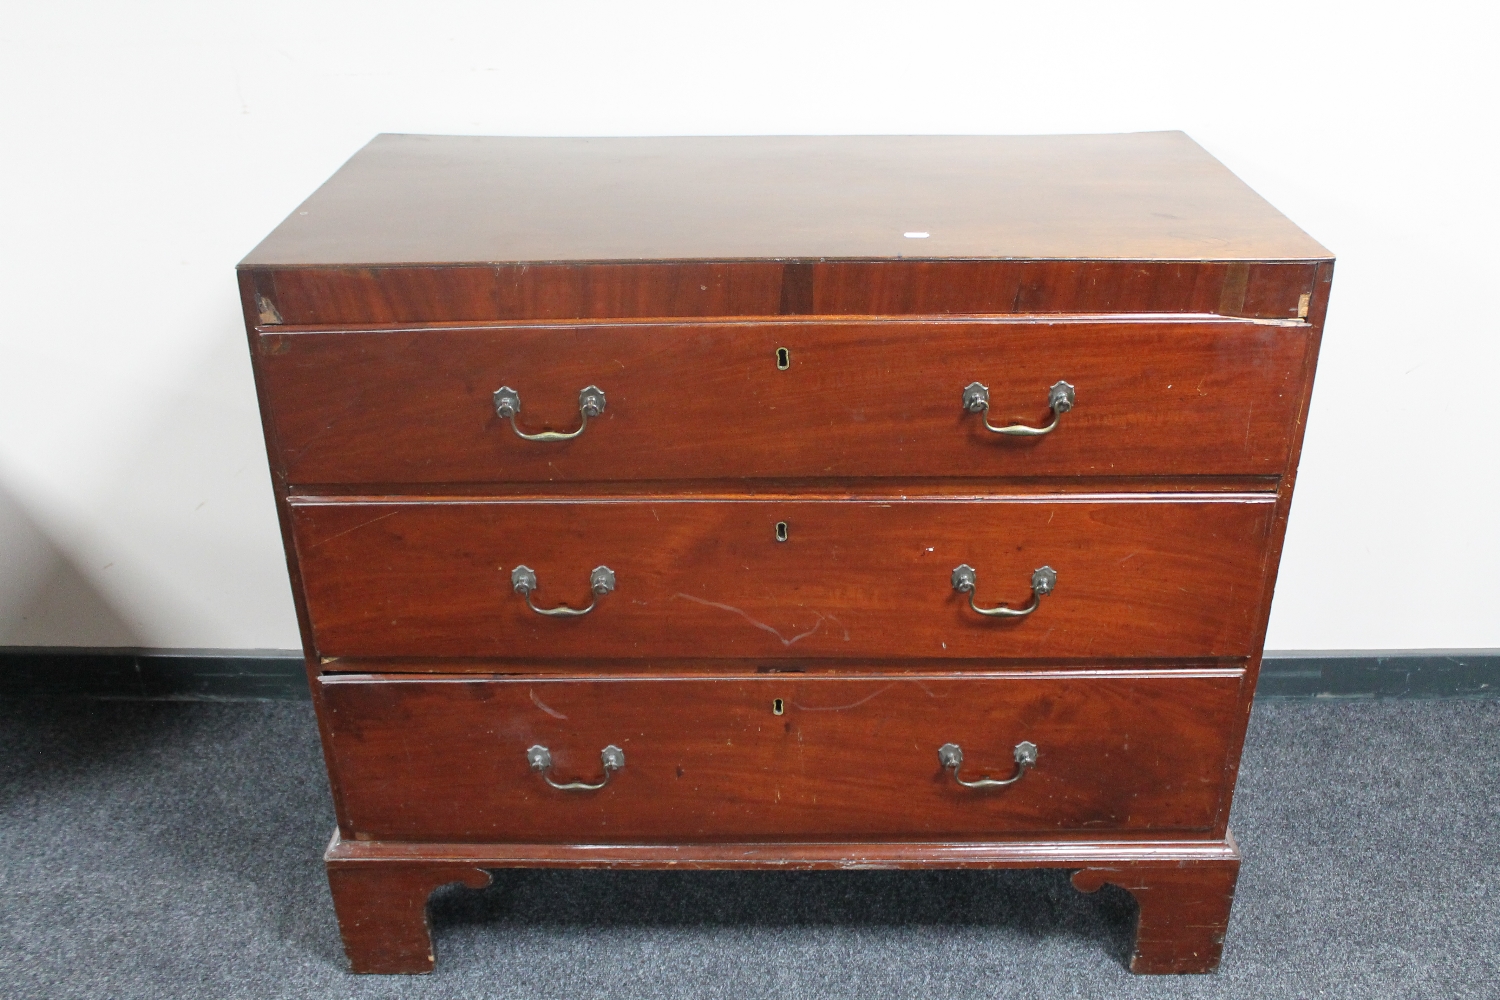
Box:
292, 494, 1275, 660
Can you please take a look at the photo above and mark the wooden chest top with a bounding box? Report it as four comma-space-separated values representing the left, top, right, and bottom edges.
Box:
241, 132, 1331, 267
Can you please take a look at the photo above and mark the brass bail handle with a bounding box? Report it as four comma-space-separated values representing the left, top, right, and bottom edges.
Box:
962, 380, 1074, 436
938, 740, 1038, 789
951, 564, 1056, 618
493, 384, 606, 441
511, 565, 616, 617
527, 744, 625, 791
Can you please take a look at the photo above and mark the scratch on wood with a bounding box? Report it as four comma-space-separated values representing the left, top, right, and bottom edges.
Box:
306, 510, 400, 549
530, 689, 567, 719
791, 684, 894, 713
282, 418, 345, 466
910, 680, 951, 699
673, 592, 827, 646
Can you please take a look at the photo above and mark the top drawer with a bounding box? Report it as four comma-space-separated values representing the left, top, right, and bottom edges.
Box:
254, 318, 1310, 484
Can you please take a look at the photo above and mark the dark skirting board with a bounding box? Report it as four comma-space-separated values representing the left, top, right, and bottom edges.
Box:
0, 648, 308, 700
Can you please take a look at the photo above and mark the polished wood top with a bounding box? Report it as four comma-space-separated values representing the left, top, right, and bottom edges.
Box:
241, 132, 1330, 268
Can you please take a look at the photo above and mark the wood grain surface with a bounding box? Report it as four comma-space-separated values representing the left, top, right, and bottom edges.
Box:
1074, 860, 1240, 973
319, 670, 1245, 842
258, 318, 1310, 483
325, 860, 491, 974
290, 494, 1276, 660
241, 133, 1330, 266
323, 831, 1240, 973
247, 259, 1320, 325
324, 830, 1243, 867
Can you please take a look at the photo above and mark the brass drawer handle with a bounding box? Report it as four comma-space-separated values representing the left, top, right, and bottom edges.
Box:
951, 564, 1056, 618
493, 384, 606, 441
938, 740, 1038, 789
527, 744, 625, 791
511, 565, 615, 617
962, 380, 1074, 436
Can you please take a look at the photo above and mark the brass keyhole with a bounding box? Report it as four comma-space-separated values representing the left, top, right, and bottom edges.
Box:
776, 347, 790, 370
773, 698, 784, 715
775, 521, 789, 542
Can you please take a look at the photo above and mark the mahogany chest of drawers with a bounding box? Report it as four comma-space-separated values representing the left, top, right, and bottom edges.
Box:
238, 132, 1331, 974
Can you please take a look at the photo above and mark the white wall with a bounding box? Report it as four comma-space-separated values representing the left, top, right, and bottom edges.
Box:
1, 1, 1496, 651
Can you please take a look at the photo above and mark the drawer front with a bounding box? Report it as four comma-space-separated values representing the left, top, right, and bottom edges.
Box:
257, 319, 1309, 483
292, 495, 1275, 660
320, 671, 1245, 842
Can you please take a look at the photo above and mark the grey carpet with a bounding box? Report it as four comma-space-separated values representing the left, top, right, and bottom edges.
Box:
0, 695, 1495, 999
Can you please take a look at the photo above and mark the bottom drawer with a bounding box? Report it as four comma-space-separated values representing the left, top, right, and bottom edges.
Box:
319, 670, 1246, 843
